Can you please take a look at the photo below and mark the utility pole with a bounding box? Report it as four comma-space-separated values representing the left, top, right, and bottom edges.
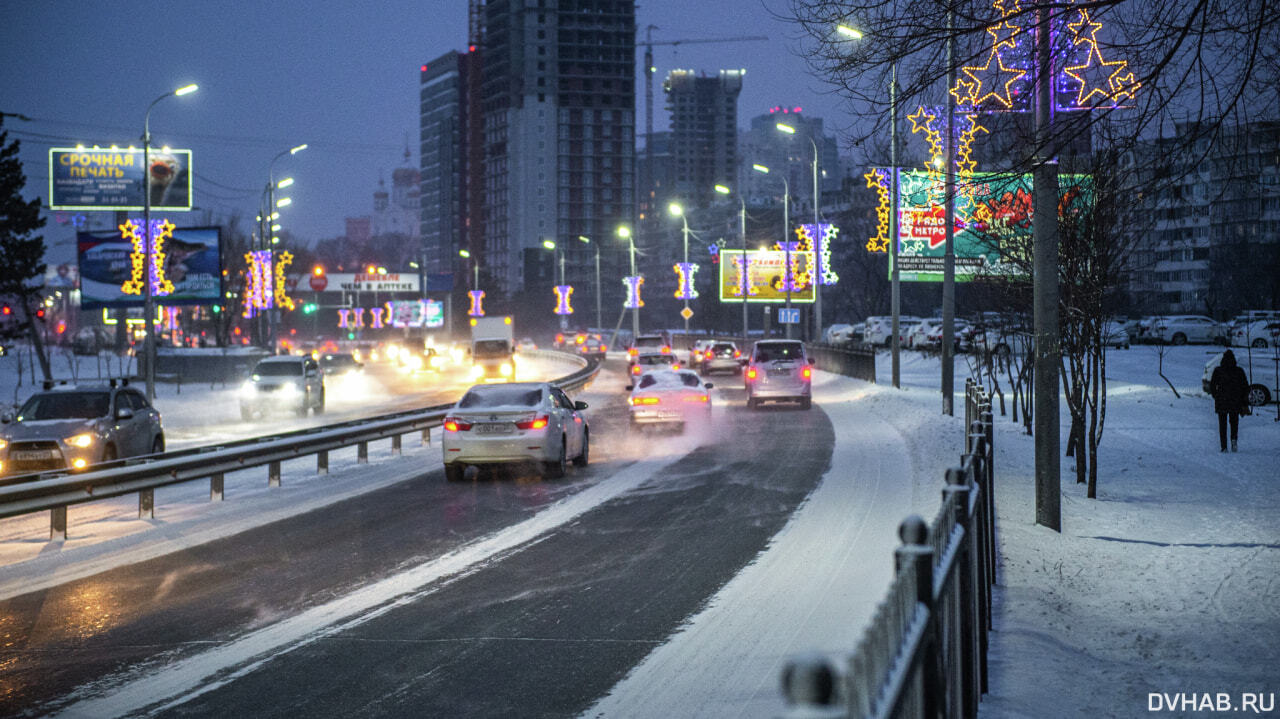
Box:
890, 66, 901, 389
942, 10, 957, 416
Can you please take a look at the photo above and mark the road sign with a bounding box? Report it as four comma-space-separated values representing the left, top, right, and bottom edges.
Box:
680, 307, 693, 320
309, 274, 328, 291
779, 307, 800, 324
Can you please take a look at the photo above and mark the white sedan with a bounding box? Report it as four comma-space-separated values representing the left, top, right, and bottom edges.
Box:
442, 382, 589, 481
626, 369, 714, 431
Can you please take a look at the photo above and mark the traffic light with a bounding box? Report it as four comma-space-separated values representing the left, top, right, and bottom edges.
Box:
312, 265, 325, 277
1, 305, 11, 316
302, 303, 318, 314
34, 308, 45, 320
211, 304, 221, 314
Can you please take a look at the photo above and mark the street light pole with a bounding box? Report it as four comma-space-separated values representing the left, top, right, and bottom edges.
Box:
141, 83, 197, 403
579, 236, 600, 329
810, 136, 820, 342
714, 184, 749, 346
891, 64, 902, 389
617, 225, 638, 338
262, 144, 306, 354
669, 203, 691, 335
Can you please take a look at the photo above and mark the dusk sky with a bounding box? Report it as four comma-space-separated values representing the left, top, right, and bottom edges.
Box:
1, 1, 854, 263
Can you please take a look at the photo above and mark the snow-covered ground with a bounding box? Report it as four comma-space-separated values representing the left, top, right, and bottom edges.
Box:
3, 341, 1276, 717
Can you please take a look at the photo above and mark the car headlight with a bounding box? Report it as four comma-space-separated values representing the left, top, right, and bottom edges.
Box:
239, 381, 257, 398
0, 438, 7, 451
499, 362, 513, 377
66, 433, 95, 448
470, 365, 484, 378
279, 383, 299, 396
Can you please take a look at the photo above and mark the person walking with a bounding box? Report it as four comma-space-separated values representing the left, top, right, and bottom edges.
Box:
1209, 349, 1250, 452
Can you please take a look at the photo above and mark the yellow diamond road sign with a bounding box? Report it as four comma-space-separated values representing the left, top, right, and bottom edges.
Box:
680, 307, 694, 320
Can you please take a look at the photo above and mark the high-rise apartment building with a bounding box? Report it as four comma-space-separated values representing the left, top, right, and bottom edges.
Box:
740, 108, 841, 213
480, 0, 635, 298
663, 69, 743, 209
419, 51, 476, 278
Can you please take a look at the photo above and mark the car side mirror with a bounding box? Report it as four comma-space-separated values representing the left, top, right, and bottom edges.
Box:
115, 407, 134, 421
1, 411, 13, 424
624, 385, 633, 391
574, 400, 589, 410
808, 357, 816, 366
704, 383, 714, 389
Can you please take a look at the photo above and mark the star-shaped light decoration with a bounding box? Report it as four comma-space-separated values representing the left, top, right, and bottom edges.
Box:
864, 169, 891, 253
1062, 8, 1140, 107
274, 250, 296, 311
959, 46, 1028, 110
119, 219, 176, 296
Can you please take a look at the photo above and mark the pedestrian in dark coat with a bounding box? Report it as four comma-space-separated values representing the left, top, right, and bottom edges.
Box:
1209, 350, 1249, 452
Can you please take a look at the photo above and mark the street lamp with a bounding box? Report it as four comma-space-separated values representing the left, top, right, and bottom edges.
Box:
578, 236, 601, 329
777, 121, 823, 341
142, 82, 198, 402
617, 225, 639, 338
668, 203, 692, 334
715, 184, 750, 346
459, 249, 479, 290
753, 164, 791, 338
260, 143, 306, 353
543, 239, 566, 329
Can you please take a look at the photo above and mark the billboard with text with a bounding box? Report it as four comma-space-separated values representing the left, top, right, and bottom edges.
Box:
50, 147, 192, 211
77, 225, 222, 309
716, 250, 815, 303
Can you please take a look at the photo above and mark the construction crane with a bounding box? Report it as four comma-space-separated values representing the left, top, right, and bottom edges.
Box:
639, 26, 768, 201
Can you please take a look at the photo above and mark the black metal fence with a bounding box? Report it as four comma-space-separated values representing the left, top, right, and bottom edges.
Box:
781, 379, 995, 718
808, 343, 878, 384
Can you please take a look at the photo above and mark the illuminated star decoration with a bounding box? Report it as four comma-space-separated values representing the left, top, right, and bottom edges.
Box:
730, 254, 756, 296
468, 290, 485, 317
797, 224, 840, 285
622, 276, 644, 309
707, 243, 720, 265
950, 0, 1028, 111
673, 263, 699, 300
864, 169, 891, 253
242, 250, 273, 318
1062, 8, 1140, 108
119, 219, 175, 296
907, 107, 988, 224
554, 285, 574, 315
273, 250, 296, 311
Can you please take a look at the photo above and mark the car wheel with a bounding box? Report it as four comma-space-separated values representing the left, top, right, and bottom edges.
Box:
572, 430, 589, 467
1247, 384, 1271, 407
1251, 338, 1269, 349
151, 436, 165, 455
543, 438, 567, 478
444, 463, 466, 482
240, 407, 253, 421
1172, 332, 1187, 346
747, 397, 758, 410
800, 397, 812, 410
314, 391, 325, 415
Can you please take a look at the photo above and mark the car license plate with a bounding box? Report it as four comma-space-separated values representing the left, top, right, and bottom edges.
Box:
13, 450, 54, 461
476, 423, 514, 435
768, 368, 791, 377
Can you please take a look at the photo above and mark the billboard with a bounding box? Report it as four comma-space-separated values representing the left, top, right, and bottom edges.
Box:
716, 249, 816, 303
78, 225, 222, 309
320, 273, 420, 293
50, 147, 193, 211
894, 170, 1091, 281
388, 300, 444, 328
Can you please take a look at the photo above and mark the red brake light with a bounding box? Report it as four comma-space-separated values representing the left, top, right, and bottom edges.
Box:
516, 414, 549, 430
733, 350, 741, 358
802, 367, 812, 379
630, 396, 660, 405
746, 367, 758, 380
629, 348, 638, 357
444, 417, 472, 432
671, 364, 681, 370
631, 365, 642, 375
682, 395, 709, 403
661, 346, 670, 354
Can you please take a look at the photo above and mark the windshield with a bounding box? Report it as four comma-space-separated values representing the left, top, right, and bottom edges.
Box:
634, 336, 665, 348
17, 392, 111, 421
637, 372, 702, 389
638, 354, 675, 365
473, 340, 511, 359
457, 385, 543, 408
253, 362, 303, 377
711, 344, 736, 354
754, 343, 804, 363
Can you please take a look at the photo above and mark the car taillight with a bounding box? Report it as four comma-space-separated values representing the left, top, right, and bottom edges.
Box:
632, 365, 643, 375
661, 346, 670, 354
629, 348, 638, 357
516, 414, 549, 430
444, 417, 472, 432
802, 367, 812, 379
630, 396, 660, 405
746, 367, 758, 380
733, 350, 741, 358
682, 395, 709, 403
671, 363, 681, 370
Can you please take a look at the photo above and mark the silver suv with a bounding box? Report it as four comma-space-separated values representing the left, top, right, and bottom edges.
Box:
239, 356, 325, 420
744, 340, 813, 409
0, 379, 164, 476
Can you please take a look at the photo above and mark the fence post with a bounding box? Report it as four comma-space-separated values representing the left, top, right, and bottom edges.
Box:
779, 653, 844, 718
945, 467, 980, 719
51, 506, 67, 540
391, 433, 402, 456
422, 427, 431, 446
358, 441, 369, 464
139, 488, 154, 519
210, 473, 224, 502
317, 450, 329, 475
269, 460, 281, 488
895, 515, 939, 718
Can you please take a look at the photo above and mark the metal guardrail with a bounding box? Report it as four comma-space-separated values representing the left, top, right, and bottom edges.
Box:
808, 342, 877, 384
0, 351, 597, 540
781, 379, 995, 718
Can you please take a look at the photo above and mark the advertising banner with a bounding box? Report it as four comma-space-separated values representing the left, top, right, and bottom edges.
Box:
894, 170, 1091, 281
716, 249, 816, 303
78, 225, 222, 309
387, 300, 444, 328
50, 147, 193, 211
321, 273, 420, 293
